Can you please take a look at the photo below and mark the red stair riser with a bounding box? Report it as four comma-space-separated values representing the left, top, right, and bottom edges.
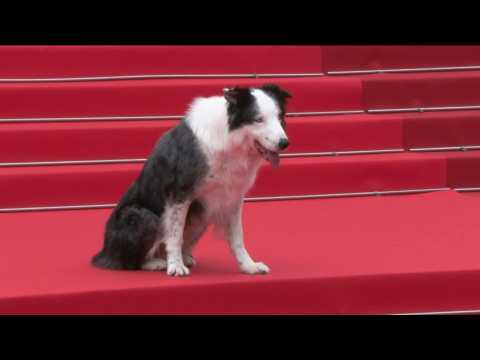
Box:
403, 111, 480, 148
363, 72, 480, 110
0, 115, 404, 162
0, 46, 323, 77
0, 77, 362, 118
322, 46, 480, 72
0, 154, 447, 208
447, 153, 480, 188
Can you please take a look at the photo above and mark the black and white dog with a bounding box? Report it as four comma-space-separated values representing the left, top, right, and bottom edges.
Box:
92, 84, 291, 276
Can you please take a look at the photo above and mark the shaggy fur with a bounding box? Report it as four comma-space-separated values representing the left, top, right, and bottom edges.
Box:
92, 83, 291, 276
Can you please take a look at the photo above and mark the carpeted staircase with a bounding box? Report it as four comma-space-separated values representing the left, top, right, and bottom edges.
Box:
1, 46, 480, 314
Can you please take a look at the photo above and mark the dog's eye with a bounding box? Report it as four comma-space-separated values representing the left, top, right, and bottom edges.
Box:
254, 117, 263, 123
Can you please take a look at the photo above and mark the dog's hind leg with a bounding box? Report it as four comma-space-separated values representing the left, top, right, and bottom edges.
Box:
182, 221, 208, 267
141, 201, 206, 271
182, 200, 208, 267
93, 205, 160, 270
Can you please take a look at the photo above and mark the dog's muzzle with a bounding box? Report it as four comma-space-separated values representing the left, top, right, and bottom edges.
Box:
254, 140, 280, 168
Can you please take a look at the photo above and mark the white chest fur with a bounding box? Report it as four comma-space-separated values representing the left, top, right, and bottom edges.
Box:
185, 95, 263, 215
196, 151, 261, 215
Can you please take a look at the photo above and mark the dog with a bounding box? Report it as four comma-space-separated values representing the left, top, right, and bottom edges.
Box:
92, 83, 291, 276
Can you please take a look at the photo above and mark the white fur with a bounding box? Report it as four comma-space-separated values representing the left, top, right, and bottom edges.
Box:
186, 96, 234, 153
224, 201, 270, 274
186, 94, 263, 217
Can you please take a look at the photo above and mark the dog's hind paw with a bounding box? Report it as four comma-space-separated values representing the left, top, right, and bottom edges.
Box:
183, 255, 197, 267
142, 258, 167, 271
241, 262, 270, 275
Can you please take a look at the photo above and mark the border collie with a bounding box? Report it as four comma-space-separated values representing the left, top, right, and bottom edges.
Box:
92, 84, 291, 276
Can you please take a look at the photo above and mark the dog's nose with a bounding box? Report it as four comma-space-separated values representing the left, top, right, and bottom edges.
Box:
278, 138, 289, 150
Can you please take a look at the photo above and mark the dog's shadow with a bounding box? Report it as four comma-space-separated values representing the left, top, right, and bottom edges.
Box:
186, 257, 240, 276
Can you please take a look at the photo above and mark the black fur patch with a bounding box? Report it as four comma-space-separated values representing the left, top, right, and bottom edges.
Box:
260, 83, 292, 128
92, 120, 208, 270
225, 84, 292, 131
224, 87, 259, 131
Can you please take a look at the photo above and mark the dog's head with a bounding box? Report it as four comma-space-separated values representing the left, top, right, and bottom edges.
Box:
224, 84, 292, 167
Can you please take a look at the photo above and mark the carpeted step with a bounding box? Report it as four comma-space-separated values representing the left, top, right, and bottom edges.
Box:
0, 77, 362, 118
1, 191, 479, 314
446, 152, 480, 189
403, 110, 480, 149
0, 46, 323, 78
0, 114, 404, 163
3, 111, 480, 164
0, 120, 178, 163
3, 70, 480, 119
0, 152, 450, 209
322, 46, 480, 73
363, 71, 480, 110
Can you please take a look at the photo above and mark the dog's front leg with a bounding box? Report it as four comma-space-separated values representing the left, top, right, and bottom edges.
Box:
163, 201, 191, 276
225, 200, 270, 275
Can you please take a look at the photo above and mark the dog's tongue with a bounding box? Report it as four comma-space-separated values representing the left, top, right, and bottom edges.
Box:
255, 141, 280, 168
264, 150, 280, 168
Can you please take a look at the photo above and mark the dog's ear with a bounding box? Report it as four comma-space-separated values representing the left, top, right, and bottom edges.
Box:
261, 83, 292, 101
224, 87, 251, 106
224, 87, 240, 105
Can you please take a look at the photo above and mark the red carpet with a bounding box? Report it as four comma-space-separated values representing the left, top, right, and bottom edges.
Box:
363, 71, 480, 109
0, 152, 454, 208
1, 191, 480, 314
322, 46, 480, 72
5, 111, 480, 163
0, 46, 323, 77
0, 77, 362, 117
9, 69, 480, 117
2, 46, 480, 314
0, 120, 178, 162
0, 115, 404, 162
447, 152, 480, 188
403, 110, 480, 148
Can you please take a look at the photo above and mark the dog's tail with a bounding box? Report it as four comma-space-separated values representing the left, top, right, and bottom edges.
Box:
91, 206, 160, 270
91, 249, 124, 270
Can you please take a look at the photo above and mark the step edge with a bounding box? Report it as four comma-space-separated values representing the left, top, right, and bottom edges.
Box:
3, 103, 480, 123
0, 72, 326, 83
0, 188, 452, 213
5, 146, 480, 168
328, 65, 480, 76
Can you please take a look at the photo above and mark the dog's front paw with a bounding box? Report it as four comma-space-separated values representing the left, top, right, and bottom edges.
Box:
183, 254, 197, 268
167, 261, 190, 277
241, 262, 270, 275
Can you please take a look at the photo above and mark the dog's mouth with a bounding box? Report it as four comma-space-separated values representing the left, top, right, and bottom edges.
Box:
254, 140, 280, 168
